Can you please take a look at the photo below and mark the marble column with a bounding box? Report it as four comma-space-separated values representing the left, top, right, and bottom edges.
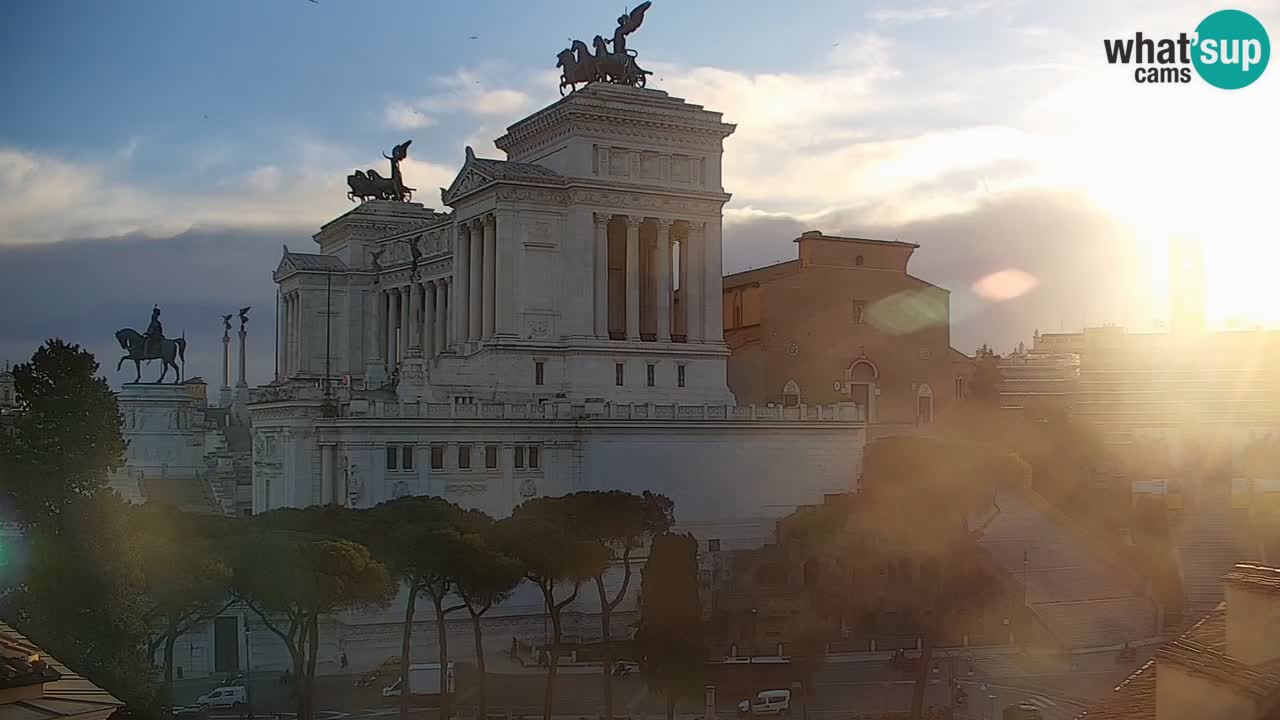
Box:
399, 285, 411, 361
408, 281, 422, 354
276, 292, 287, 379
423, 281, 436, 359
703, 220, 724, 343
220, 329, 230, 401
436, 279, 448, 352
625, 215, 642, 341
678, 229, 689, 338
455, 225, 471, 348
593, 212, 609, 338
654, 218, 673, 342
321, 443, 335, 505
482, 215, 497, 340
686, 222, 705, 342
237, 324, 247, 387
468, 219, 484, 342
384, 289, 396, 372
288, 294, 298, 374
366, 286, 382, 367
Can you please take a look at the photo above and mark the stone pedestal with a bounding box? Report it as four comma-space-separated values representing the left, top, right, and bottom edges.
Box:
116, 382, 213, 511
396, 357, 428, 402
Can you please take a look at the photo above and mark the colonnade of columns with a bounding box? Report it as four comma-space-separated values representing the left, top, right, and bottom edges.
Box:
594, 213, 717, 344
371, 277, 451, 372
278, 290, 304, 377
454, 214, 505, 345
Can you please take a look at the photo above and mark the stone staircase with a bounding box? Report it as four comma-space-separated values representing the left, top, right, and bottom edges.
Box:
1172, 501, 1245, 612
978, 486, 1158, 649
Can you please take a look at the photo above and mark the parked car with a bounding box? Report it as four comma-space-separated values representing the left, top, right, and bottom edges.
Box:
195, 685, 247, 711
737, 689, 791, 716
1003, 701, 1043, 720
167, 705, 208, 719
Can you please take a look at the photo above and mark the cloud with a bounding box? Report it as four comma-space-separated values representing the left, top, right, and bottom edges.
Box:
381, 68, 537, 132
868, 1, 1005, 24
0, 144, 458, 246
383, 101, 437, 130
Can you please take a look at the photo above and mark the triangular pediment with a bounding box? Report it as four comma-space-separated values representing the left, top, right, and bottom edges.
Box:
441, 147, 496, 205
274, 246, 297, 276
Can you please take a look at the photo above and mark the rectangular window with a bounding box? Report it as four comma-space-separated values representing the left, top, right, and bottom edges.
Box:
954, 377, 965, 399
535, 361, 545, 386
385, 446, 398, 471
515, 446, 525, 469
430, 446, 444, 470
615, 363, 624, 386
529, 445, 541, 469
458, 445, 472, 470
402, 446, 414, 471
853, 300, 866, 324
708, 539, 721, 552
646, 363, 655, 387
485, 445, 498, 470
677, 365, 686, 388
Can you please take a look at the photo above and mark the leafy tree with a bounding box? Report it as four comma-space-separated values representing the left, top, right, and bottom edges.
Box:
454, 517, 524, 720
11, 492, 159, 711
847, 435, 1028, 720
635, 532, 704, 720
0, 339, 126, 531
362, 497, 477, 720
231, 507, 394, 720
135, 504, 235, 698
561, 491, 674, 720
504, 498, 609, 720
0, 341, 157, 711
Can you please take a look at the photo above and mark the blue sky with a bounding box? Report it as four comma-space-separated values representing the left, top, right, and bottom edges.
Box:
1, 0, 1277, 385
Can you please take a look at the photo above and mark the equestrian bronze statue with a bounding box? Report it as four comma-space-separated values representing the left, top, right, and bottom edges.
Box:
115, 306, 187, 384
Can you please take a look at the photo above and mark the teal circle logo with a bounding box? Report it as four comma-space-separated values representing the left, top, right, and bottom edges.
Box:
1192, 9, 1270, 89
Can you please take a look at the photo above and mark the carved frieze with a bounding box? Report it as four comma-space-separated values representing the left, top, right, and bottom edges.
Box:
445, 483, 487, 496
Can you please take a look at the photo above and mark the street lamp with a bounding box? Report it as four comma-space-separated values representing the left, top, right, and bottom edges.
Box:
244, 618, 254, 720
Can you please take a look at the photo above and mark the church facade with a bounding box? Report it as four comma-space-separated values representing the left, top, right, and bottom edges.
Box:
250, 83, 867, 550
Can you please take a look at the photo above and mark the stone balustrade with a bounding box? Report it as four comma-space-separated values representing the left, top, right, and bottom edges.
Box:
338, 399, 865, 423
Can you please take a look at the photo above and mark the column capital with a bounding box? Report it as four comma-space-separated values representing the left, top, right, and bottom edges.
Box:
687, 220, 706, 238
624, 215, 645, 230
469, 216, 486, 232
482, 213, 497, 229
593, 211, 611, 228
653, 217, 674, 231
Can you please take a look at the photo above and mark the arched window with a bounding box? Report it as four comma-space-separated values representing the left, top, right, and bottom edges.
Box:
917, 383, 934, 425
782, 379, 801, 407
855, 255, 864, 266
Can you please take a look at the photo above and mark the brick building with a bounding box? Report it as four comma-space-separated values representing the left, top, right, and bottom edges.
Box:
722, 230, 969, 436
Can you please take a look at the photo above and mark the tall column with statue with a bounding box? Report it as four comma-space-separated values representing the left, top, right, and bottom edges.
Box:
220, 314, 232, 406
233, 307, 250, 421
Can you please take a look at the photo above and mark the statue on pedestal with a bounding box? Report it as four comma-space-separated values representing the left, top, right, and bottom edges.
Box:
115, 306, 187, 384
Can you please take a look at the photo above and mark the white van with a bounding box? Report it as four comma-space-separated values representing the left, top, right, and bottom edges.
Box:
195, 685, 247, 710
381, 662, 455, 697
737, 689, 791, 715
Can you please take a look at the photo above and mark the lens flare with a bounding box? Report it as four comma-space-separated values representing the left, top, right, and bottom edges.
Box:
971, 269, 1039, 302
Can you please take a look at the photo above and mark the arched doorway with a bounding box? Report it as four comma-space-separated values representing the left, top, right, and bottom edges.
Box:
916, 383, 934, 425
783, 379, 801, 407
846, 358, 878, 421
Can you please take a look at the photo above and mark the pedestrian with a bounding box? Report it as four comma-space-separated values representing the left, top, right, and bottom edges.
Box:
341, 651, 348, 670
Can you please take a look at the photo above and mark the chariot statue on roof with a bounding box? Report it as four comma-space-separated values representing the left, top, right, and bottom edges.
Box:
557, 2, 654, 95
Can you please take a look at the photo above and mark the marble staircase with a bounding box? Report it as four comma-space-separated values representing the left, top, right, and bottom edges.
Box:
978, 486, 1158, 649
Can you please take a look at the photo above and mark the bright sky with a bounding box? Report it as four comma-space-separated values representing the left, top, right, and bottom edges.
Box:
0, 0, 1277, 379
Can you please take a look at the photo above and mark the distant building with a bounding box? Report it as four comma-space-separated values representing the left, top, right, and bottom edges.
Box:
722, 231, 967, 437
0, 364, 14, 415
1081, 563, 1280, 720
